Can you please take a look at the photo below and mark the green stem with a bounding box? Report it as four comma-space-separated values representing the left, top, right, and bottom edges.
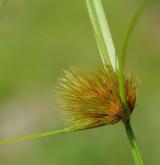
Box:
118, 1, 149, 164
125, 122, 144, 165
118, 2, 149, 162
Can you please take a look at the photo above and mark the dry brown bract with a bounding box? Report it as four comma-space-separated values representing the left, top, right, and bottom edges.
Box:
57, 66, 137, 130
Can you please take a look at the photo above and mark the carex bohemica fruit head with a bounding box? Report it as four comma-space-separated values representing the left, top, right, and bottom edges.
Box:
57, 66, 137, 130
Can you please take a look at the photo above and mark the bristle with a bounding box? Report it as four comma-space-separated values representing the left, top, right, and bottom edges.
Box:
56, 66, 137, 130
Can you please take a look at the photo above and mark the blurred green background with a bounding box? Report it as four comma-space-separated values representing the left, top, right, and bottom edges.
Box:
0, 0, 160, 164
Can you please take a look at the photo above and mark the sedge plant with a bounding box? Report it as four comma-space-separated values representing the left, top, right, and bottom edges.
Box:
0, 0, 149, 165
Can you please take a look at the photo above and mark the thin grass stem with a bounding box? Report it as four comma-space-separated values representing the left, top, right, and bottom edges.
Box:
125, 122, 144, 165
118, 1, 149, 165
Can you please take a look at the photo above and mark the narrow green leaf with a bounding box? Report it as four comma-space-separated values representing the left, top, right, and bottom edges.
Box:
119, 0, 149, 75
118, 0, 149, 111
85, 0, 117, 69
0, 128, 73, 144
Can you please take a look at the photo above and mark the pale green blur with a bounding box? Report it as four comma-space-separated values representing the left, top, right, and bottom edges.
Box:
0, 0, 160, 165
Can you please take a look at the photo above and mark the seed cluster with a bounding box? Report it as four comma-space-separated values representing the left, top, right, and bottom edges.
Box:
57, 66, 137, 130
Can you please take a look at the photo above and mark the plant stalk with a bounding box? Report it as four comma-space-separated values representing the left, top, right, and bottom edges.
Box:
85, 0, 146, 165
118, 1, 149, 163
125, 122, 144, 165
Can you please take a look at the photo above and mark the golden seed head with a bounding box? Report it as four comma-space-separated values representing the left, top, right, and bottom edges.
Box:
56, 66, 137, 130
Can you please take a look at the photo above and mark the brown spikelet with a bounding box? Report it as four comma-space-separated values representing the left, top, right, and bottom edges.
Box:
56, 66, 137, 130
126, 77, 137, 113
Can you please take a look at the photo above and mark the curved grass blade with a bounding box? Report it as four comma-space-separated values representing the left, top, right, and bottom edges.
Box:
119, 0, 149, 75
85, 0, 117, 69
118, 0, 149, 111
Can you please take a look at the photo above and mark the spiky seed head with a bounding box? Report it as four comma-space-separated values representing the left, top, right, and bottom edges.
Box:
56, 66, 137, 130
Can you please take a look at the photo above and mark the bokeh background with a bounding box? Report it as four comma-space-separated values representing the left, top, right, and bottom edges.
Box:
0, 0, 160, 164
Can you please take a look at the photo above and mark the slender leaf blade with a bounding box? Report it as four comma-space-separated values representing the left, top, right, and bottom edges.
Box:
85, 0, 117, 69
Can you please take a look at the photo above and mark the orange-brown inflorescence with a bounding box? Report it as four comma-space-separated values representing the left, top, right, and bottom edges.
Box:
57, 66, 137, 130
